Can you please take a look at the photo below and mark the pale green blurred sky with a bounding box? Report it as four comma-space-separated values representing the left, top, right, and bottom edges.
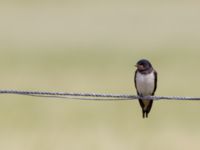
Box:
0, 0, 200, 50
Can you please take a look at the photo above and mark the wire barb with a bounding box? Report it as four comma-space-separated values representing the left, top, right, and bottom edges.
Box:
0, 89, 200, 101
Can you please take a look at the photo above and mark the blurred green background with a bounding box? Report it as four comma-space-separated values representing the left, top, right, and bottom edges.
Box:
0, 0, 200, 150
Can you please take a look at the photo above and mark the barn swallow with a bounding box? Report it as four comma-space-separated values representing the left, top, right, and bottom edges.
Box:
134, 59, 157, 118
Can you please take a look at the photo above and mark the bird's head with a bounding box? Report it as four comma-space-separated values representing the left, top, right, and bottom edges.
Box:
135, 59, 152, 72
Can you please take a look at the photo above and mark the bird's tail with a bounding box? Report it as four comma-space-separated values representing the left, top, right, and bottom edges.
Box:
142, 111, 149, 118
139, 99, 153, 119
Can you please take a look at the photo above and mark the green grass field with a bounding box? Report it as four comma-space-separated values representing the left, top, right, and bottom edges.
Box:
0, 1, 200, 150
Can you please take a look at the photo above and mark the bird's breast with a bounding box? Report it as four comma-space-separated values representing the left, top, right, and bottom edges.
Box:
136, 71, 155, 96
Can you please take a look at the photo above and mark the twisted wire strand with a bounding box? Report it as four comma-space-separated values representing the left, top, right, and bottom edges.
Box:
0, 89, 200, 101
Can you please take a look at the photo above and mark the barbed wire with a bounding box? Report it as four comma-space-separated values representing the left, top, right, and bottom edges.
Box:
0, 89, 200, 101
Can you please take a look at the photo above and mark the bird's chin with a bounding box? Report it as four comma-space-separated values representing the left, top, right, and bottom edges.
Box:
137, 66, 145, 70
138, 68, 146, 71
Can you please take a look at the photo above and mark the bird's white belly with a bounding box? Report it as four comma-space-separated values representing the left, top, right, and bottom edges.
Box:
136, 72, 155, 96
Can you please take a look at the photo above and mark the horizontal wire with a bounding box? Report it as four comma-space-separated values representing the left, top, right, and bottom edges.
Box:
0, 89, 200, 101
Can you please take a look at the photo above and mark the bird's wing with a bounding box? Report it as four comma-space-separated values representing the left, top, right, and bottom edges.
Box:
152, 70, 157, 95
134, 70, 140, 95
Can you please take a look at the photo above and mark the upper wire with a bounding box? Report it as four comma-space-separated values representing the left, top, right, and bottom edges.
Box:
0, 89, 200, 101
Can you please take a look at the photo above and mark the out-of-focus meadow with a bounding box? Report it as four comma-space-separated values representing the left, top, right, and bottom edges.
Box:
0, 0, 200, 150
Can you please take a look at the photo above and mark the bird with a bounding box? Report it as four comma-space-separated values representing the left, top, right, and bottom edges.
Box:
134, 59, 157, 118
